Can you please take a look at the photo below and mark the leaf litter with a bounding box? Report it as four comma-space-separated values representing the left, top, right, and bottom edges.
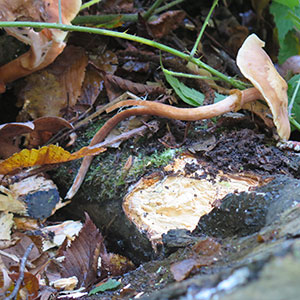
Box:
0, 0, 300, 298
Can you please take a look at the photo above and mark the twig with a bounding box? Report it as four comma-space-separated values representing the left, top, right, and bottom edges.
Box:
4, 243, 34, 300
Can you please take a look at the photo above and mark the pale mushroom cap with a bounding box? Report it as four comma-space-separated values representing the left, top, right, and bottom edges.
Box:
236, 34, 290, 140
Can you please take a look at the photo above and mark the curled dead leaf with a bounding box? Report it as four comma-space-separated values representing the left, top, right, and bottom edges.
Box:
0, 144, 106, 175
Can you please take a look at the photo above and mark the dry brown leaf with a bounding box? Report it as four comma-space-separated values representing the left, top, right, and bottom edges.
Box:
8, 272, 39, 300
101, 252, 135, 278
0, 233, 41, 270
0, 122, 34, 159
101, 0, 134, 13
0, 144, 106, 175
60, 213, 104, 288
18, 46, 88, 120
148, 10, 186, 39
105, 74, 165, 101
28, 116, 73, 148
170, 238, 222, 281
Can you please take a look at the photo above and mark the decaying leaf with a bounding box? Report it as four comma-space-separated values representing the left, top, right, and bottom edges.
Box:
28, 116, 73, 148
0, 144, 106, 175
0, 233, 41, 270
170, 237, 222, 281
104, 74, 165, 101
60, 213, 104, 288
148, 10, 186, 39
18, 46, 88, 120
0, 117, 73, 159
7, 272, 39, 300
0, 121, 34, 158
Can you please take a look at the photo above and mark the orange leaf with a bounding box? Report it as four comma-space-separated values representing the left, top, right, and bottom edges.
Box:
0, 144, 106, 175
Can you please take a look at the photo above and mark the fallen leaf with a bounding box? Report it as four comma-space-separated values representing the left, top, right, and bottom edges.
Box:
28, 117, 73, 149
148, 11, 186, 39
8, 272, 39, 300
60, 213, 104, 288
170, 237, 222, 281
18, 46, 88, 120
0, 122, 34, 159
0, 144, 106, 175
101, 252, 135, 278
104, 74, 165, 101
170, 258, 200, 282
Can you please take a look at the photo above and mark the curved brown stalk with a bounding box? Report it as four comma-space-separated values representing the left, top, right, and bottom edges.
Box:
107, 88, 262, 120
66, 87, 262, 199
66, 107, 160, 199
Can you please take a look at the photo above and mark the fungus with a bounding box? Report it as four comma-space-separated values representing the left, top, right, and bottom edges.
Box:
0, 0, 81, 87
66, 34, 290, 198
236, 34, 290, 141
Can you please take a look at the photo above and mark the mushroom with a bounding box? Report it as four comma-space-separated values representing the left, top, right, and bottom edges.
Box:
0, 0, 81, 86
236, 34, 290, 141
66, 34, 290, 199
106, 35, 290, 140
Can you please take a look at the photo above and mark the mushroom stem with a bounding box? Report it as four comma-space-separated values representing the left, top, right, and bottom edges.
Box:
107, 88, 262, 121
0, 38, 65, 83
66, 87, 262, 199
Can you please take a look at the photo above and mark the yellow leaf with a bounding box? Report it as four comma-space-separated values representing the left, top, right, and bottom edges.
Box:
0, 145, 106, 175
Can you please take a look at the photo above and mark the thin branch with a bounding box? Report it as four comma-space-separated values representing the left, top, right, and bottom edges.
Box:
4, 243, 34, 300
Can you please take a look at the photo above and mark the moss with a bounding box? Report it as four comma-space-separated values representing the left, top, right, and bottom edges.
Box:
128, 148, 180, 179
52, 118, 182, 203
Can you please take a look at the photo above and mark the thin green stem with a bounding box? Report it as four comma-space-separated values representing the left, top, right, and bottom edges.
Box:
74, 0, 185, 25
154, 0, 185, 14
73, 14, 146, 25
58, 0, 62, 24
143, 0, 164, 21
0, 21, 247, 89
162, 68, 220, 81
190, 0, 218, 57
289, 79, 300, 116
290, 117, 300, 131
80, 0, 102, 11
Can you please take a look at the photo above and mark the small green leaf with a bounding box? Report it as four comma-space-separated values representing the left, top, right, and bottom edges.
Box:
164, 73, 204, 106
270, 2, 294, 43
288, 74, 300, 131
278, 30, 300, 64
273, 0, 299, 9
88, 279, 121, 295
164, 73, 226, 106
